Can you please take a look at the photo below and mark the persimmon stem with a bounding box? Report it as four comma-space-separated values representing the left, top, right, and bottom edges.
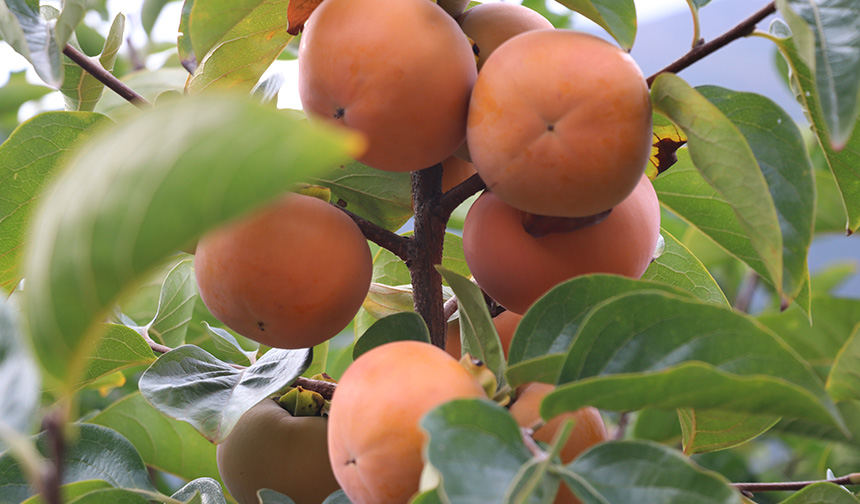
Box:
408, 164, 448, 348
646, 2, 776, 87
732, 473, 860, 493
62, 44, 150, 108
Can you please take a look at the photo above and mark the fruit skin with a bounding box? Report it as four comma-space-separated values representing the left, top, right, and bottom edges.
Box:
441, 155, 477, 192
328, 341, 486, 504
509, 383, 608, 504
195, 193, 372, 349
467, 30, 652, 217
298, 0, 477, 172
446, 310, 522, 360
457, 2, 553, 70
462, 175, 661, 314
216, 399, 340, 504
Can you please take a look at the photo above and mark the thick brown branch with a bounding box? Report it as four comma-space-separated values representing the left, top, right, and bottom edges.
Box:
646, 2, 776, 87
335, 206, 411, 261
62, 45, 150, 108
439, 172, 486, 217
732, 473, 860, 493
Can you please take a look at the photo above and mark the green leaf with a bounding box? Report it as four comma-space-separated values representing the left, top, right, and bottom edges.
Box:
631, 409, 683, 444
778, 0, 860, 150
0, 0, 63, 86
0, 296, 39, 434
651, 75, 784, 297
546, 290, 843, 431
506, 275, 694, 387
0, 71, 52, 128
60, 14, 125, 112
771, 19, 860, 233
0, 423, 156, 504
24, 484, 153, 504
827, 323, 860, 401
145, 259, 196, 348
88, 392, 221, 484
814, 169, 853, 234
372, 232, 470, 287
437, 267, 506, 392
553, 0, 636, 49
321, 490, 352, 504
93, 68, 189, 121
78, 323, 156, 389
421, 398, 558, 503
696, 85, 815, 304
683, 0, 714, 47
641, 228, 729, 306
20, 481, 113, 504
186, 0, 292, 95
171, 478, 227, 504
138, 345, 312, 443
560, 441, 741, 504
0, 111, 109, 293
54, 0, 88, 47
22, 96, 358, 389
204, 322, 258, 366
678, 409, 779, 455
311, 160, 413, 231
353, 312, 430, 359
777, 482, 860, 504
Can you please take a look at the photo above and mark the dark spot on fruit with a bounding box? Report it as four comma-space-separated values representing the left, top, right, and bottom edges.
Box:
346, 458, 356, 466
547, 124, 555, 132
334, 108, 345, 119
258, 321, 265, 331
337, 199, 348, 208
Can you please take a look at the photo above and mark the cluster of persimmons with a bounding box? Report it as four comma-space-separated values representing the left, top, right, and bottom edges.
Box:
192, 0, 661, 502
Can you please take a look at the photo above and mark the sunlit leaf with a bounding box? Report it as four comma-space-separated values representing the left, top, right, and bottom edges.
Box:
60, 14, 125, 111
553, 0, 636, 49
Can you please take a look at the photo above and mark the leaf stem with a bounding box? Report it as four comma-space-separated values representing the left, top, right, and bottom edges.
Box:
646, 2, 777, 87
732, 473, 860, 493
62, 44, 150, 108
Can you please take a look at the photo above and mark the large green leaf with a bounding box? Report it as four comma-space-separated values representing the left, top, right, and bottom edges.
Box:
54, 0, 88, 48
310, 160, 413, 231
0, 423, 156, 504
138, 345, 312, 443
547, 291, 843, 431
186, 0, 292, 94
651, 75, 784, 297
777, 482, 860, 504
677, 409, 779, 455
0, 297, 38, 434
641, 228, 728, 306
60, 14, 125, 112
0, 0, 63, 86
353, 312, 430, 359
778, 0, 860, 150
826, 323, 860, 402
0, 111, 109, 293
421, 398, 559, 504
771, 19, 860, 233
696, 86, 815, 305
22, 96, 358, 389
88, 392, 221, 485
438, 268, 506, 391
78, 324, 156, 389
144, 259, 197, 348
552, 0, 636, 49
560, 441, 741, 504
506, 275, 694, 387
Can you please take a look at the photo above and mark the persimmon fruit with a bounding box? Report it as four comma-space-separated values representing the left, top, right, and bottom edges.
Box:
467, 30, 652, 217
194, 193, 372, 349
298, 0, 477, 172
437, 0, 469, 18
510, 382, 608, 504
462, 175, 661, 314
327, 341, 486, 504
216, 399, 340, 504
457, 3, 554, 70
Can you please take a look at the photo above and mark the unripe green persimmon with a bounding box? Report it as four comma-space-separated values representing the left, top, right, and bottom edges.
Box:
216, 399, 340, 504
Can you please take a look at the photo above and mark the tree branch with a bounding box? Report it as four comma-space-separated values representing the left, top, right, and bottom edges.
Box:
439, 172, 486, 217
646, 2, 777, 87
732, 473, 860, 493
335, 206, 411, 261
62, 44, 150, 108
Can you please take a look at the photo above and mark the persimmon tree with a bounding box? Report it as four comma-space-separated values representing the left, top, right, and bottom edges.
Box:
0, 0, 859, 504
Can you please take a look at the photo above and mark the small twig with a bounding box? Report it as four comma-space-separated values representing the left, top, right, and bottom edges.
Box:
613, 412, 630, 440
732, 473, 860, 493
443, 296, 459, 322
520, 427, 547, 460
438, 172, 486, 218
62, 44, 150, 108
335, 205, 411, 261
146, 340, 337, 400
39, 410, 65, 504
733, 271, 760, 313
646, 2, 777, 86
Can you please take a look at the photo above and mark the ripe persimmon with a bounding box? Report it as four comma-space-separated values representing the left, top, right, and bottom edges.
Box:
510, 383, 608, 504
298, 0, 477, 172
194, 193, 371, 349
467, 30, 652, 217
216, 399, 340, 504
327, 341, 486, 504
458, 3, 553, 70
462, 175, 661, 314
